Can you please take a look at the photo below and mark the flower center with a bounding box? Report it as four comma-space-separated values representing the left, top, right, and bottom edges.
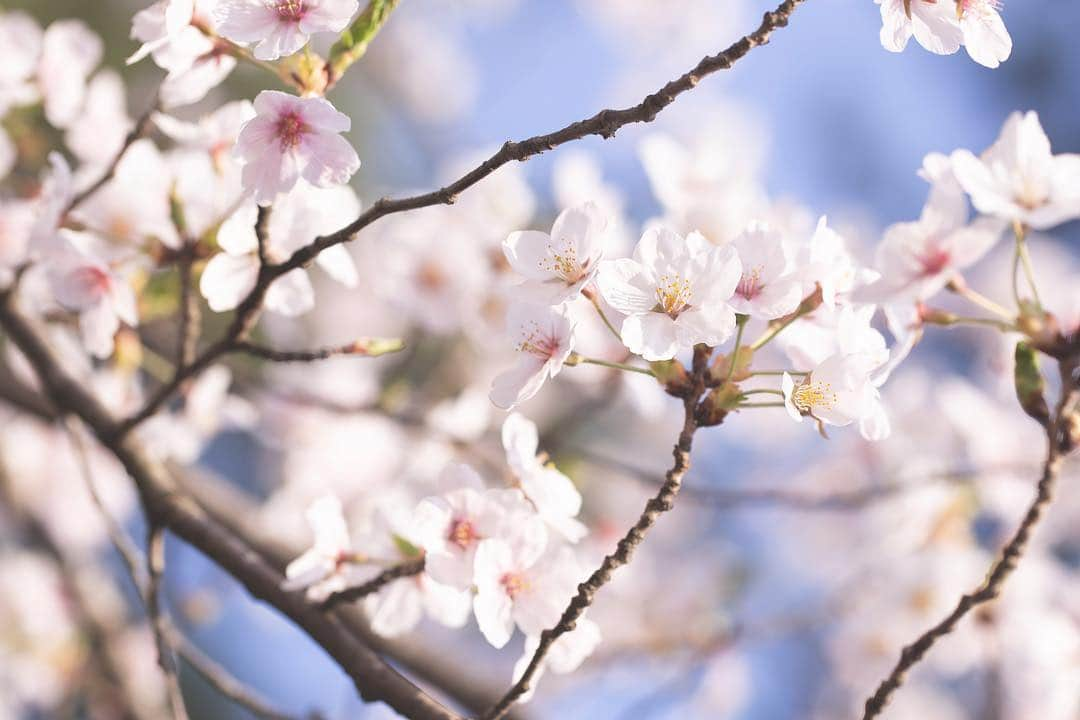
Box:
918, 246, 951, 276
500, 572, 528, 599
274, 0, 306, 21
276, 112, 308, 149
71, 266, 112, 299
540, 243, 585, 283
447, 518, 479, 551
736, 266, 764, 300
791, 377, 838, 414
955, 0, 1002, 19
516, 320, 562, 359
655, 274, 693, 317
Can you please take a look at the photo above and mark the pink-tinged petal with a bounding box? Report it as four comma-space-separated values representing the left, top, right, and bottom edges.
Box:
621, 313, 678, 361
596, 258, 654, 314
315, 244, 359, 287
199, 252, 259, 312
298, 0, 359, 34
265, 267, 314, 316
213, 0, 279, 43
749, 277, 803, 320
243, 143, 301, 205
781, 372, 803, 423
251, 89, 297, 117
109, 280, 139, 327
234, 115, 280, 162
674, 303, 736, 349
39, 20, 103, 129
79, 301, 119, 359
283, 549, 330, 591
945, 217, 1005, 269
365, 579, 424, 637
296, 95, 352, 133
878, 0, 912, 52
253, 24, 309, 61
910, 2, 963, 55
501, 412, 540, 474
299, 132, 360, 188
949, 149, 1018, 219
490, 355, 548, 410
549, 202, 607, 262
504, 230, 556, 281
961, 8, 1012, 69
420, 576, 472, 629
215, 201, 260, 254
160, 54, 236, 109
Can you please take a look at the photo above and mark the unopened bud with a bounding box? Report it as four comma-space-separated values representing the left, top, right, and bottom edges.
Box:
1014, 342, 1050, 428
709, 346, 755, 385
352, 337, 405, 356
696, 384, 741, 426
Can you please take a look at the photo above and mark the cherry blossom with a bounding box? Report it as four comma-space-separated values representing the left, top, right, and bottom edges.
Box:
951, 111, 1080, 230
490, 303, 577, 410
214, 0, 359, 61
46, 231, 138, 360
781, 353, 881, 432
64, 70, 132, 168
956, 0, 1012, 68
0, 11, 42, 116
37, 20, 102, 129
200, 181, 361, 315
282, 495, 373, 601
503, 202, 608, 305
501, 413, 586, 542
796, 216, 877, 309
126, 0, 194, 65
728, 222, 803, 319
413, 464, 542, 589
473, 535, 578, 648
596, 227, 742, 361
866, 185, 1004, 303
234, 90, 360, 205
876, 0, 963, 58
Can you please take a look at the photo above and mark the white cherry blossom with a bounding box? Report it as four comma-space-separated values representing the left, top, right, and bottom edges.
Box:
956, 0, 1012, 68
729, 222, 802, 319
234, 90, 360, 205
37, 20, 102, 129
781, 353, 880, 433
126, 0, 195, 65
490, 303, 576, 410
596, 227, 742, 361
877, 0, 963, 58
282, 495, 374, 601
214, 0, 359, 61
473, 536, 578, 649
46, 231, 138, 360
503, 202, 608, 305
501, 413, 586, 542
200, 181, 361, 315
951, 111, 1080, 230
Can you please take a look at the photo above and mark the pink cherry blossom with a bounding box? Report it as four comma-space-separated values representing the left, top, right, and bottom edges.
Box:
234, 90, 360, 205
214, 0, 359, 61
490, 303, 577, 410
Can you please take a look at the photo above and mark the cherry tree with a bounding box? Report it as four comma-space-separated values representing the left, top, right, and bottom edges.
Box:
1, 2, 1077, 720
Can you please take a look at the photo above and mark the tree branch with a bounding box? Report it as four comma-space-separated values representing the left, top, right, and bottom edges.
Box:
320, 557, 426, 610
481, 346, 713, 720
860, 358, 1079, 719
0, 288, 464, 720
235, 337, 405, 362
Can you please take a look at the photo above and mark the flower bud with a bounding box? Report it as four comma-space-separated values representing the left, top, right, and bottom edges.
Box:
649, 358, 690, 397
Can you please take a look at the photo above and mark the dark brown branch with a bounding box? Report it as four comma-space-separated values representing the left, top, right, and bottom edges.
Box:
321, 558, 426, 610
482, 346, 713, 720
65, 92, 161, 216
255, 206, 273, 268
111, 0, 808, 438
0, 289, 464, 720
860, 359, 1079, 719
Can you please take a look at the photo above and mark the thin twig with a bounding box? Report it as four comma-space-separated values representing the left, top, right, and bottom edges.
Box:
175, 249, 201, 373
320, 557, 426, 610
860, 359, 1078, 719
146, 525, 190, 720
164, 622, 320, 720
482, 345, 713, 719
65, 92, 161, 216
235, 337, 405, 363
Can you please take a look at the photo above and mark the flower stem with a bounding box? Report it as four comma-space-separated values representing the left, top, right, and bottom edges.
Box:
738, 401, 785, 408
741, 388, 784, 397
949, 280, 1015, 321
748, 369, 808, 377
725, 314, 748, 383
569, 353, 654, 376
1012, 221, 1043, 310
589, 292, 623, 343
750, 311, 804, 351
